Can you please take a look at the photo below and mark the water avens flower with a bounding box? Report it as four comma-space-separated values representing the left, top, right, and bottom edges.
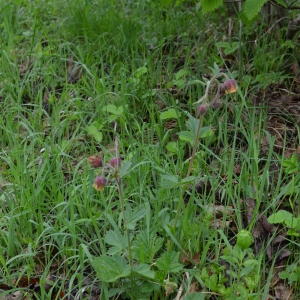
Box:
93, 176, 107, 191
87, 155, 102, 168
223, 79, 238, 94
110, 157, 121, 169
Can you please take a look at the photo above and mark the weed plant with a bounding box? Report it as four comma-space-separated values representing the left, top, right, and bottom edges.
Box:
1, 0, 300, 299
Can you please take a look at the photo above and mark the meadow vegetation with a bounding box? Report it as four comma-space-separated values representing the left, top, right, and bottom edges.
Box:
0, 0, 300, 299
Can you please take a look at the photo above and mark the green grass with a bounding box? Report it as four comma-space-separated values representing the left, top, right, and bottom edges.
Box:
1, 0, 300, 299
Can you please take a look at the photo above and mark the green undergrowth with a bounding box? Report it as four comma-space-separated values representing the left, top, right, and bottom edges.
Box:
0, 0, 300, 299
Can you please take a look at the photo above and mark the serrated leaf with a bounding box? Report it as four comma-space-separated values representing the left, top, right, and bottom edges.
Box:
134, 66, 148, 78
159, 108, 179, 120
125, 205, 147, 230
156, 250, 183, 273
132, 263, 155, 279
242, 0, 268, 21
285, 217, 300, 229
183, 293, 206, 300
239, 9, 257, 26
274, 0, 287, 8
178, 131, 194, 142
224, 42, 240, 55
201, 0, 223, 13
132, 230, 163, 263
104, 230, 127, 255
160, 174, 179, 189
86, 124, 102, 143
92, 255, 131, 282
166, 141, 179, 153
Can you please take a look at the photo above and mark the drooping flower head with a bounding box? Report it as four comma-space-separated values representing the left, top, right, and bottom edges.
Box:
87, 155, 102, 168
223, 79, 238, 94
197, 104, 209, 116
93, 176, 107, 191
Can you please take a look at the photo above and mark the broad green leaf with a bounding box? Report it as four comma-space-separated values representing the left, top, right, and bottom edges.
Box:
204, 273, 217, 290
242, 0, 268, 21
186, 115, 199, 134
224, 42, 240, 55
173, 79, 185, 88
86, 124, 102, 143
156, 250, 183, 273
103, 104, 124, 115
160, 174, 179, 189
125, 206, 147, 230
134, 66, 148, 78
274, 0, 287, 8
166, 141, 179, 153
240, 265, 254, 277
267, 210, 293, 224
175, 69, 190, 80
287, 229, 300, 236
187, 79, 206, 86
226, 269, 238, 278
132, 263, 155, 279
200, 127, 214, 138
216, 42, 240, 54
132, 230, 163, 263
201, 0, 223, 13
182, 293, 206, 300
178, 131, 194, 142
161, 0, 173, 7
285, 217, 300, 229
216, 42, 232, 49
92, 255, 131, 282
159, 108, 179, 120
104, 230, 127, 255
119, 161, 132, 178
180, 176, 196, 184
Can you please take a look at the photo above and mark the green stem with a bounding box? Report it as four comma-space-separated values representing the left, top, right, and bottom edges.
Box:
114, 123, 134, 297
174, 114, 204, 229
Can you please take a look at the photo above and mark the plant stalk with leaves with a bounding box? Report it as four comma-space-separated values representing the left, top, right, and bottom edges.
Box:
174, 73, 237, 229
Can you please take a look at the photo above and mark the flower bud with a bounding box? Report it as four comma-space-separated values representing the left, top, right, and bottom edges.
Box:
197, 104, 209, 116
93, 176, 107, 191
87, 155, 102, 168
110, 157, 121, 169
223, 79, 238, 94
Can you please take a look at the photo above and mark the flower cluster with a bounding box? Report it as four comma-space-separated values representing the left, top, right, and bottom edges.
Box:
87, 155, 121, 191
196, 77, 237, 117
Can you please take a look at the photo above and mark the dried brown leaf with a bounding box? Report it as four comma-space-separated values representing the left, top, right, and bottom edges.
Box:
274, 281, 293, 300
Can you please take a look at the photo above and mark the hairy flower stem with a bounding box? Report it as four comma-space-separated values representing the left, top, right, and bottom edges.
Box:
114, 123, 134, 296
173, 72, 230, 228
186, 114, 204, 178
174, 114, 204, 229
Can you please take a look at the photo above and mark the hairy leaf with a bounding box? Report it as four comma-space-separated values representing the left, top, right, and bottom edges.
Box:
242, 0, 268, 21
92, 255, 131, 282
201, 0, 223, 13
